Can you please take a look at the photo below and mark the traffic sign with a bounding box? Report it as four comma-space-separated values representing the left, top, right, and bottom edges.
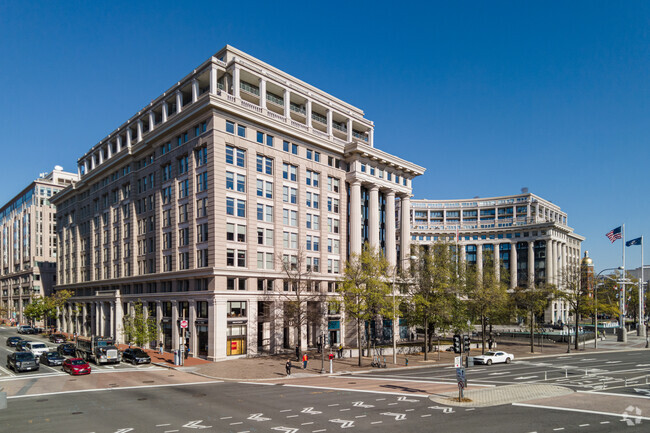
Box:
180, 320, 189, 328
454, 356, 461, 368
456, 367, 467, 387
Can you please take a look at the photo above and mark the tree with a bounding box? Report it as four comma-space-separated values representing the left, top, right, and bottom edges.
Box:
406, 242, 466, 360
273, 248, 329, 361
24, 289, 74, 330
557, 265, 593, 351
512, 282, 553, 353
466, 251, 509, 353
339, 244, 393, 366
23, 298, 47, 326
122, 301, 158, 347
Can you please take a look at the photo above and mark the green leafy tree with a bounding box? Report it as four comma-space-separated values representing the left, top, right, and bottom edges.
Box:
406, 242, 466, 359
23, 298, 47, 326
557, 265, 593, 351
122, 301, 158, 347
466, 251, 509, 353
339, 244, 393, 366
512, 282, 553, 353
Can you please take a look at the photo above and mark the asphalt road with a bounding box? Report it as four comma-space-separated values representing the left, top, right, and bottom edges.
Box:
2, 381, 634, 433
0, 327, 155, 379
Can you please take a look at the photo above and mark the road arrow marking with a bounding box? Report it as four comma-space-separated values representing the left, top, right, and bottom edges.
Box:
248, 413, 271, 421
183, 420, 211, 429
330, 419, 355, 428
428, 405, 454, 414
353, 401, 374, 408
271, 427, 298, 433
397, 396, 419, 402
514, 376, 538, 380
302, 407, 322, 415
380, 412, 406, 421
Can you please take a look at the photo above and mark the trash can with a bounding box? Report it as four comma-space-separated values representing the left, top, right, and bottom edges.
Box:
173, 349, 180, 365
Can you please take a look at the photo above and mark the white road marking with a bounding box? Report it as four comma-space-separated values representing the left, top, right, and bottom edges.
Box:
397, 396, 419, 402
282, 384, 428, 398
327, 404, 339, 407
605, 361, 622, 364
301, 422, 314, 425
514, 376, 538, 380
375, 398, 386, 401
280, 409, 293, 412
380, 412, 406, 421
220, 417, 233, 420
156, 424, 171, 427
579, 390, 650, 400
352, 401, 374, 408
600, 421, 610, 424
164, 430, 179, 433
248, 413, 271, 422
271, 428, 298, 433
578, 424, 589, 427
421, 414, 431, 417
312, 430, 326, 433
239, 381, 276, 386
370, 421, 383, 424
512, 403, 650, 421
230, 422, 243, 425
330, 419, 354, 428
7, 380, 223, 399
355, 415, 366, 418
286, 415, 298, 418
339, 408, 350, 411
553, 428, 565, 431
301, 407, 322, 414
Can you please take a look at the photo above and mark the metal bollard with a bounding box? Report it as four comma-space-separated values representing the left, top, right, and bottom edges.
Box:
565, 368, 568, 378
544, 371, 547, 381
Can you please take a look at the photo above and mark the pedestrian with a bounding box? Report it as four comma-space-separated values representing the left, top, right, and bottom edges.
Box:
159, 341, 164, 355
488, 338, 493, 350
317, 340, 322, 353
338, 344, 343, 358
302, 353, 308, 369
184, 343, 189, 359
295, 345, 300, 362
285, 359, 292, 376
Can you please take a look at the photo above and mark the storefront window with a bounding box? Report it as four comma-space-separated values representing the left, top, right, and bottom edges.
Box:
227, 301, 247, 318
227, 324, 247, 356
197, 301, 208, 318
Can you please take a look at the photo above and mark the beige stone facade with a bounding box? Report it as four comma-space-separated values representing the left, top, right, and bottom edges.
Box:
0, 167, 78, 325
52, 45, 424, 361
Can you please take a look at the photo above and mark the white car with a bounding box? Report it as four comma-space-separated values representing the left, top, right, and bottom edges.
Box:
473, 351, 514, 365
25, 341, 49, 357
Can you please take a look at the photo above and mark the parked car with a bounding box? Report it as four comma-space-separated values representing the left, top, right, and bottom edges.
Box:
58, 343, 76, 356
62, 358, 91, 375
473, 351, 514, 366
15, 340, 31, 352
6, 336, 23, 347
6, 351, 39, 372
26, 341, 50, 357
49, 334, 67, 344
40, 351, 66, 366
121, 348, 151, 365
17, 325, 36, 335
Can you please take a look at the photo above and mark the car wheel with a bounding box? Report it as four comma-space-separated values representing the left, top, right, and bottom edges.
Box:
505, 357, 511, 364
486, 359, 492, 366
132, 359, 137, 366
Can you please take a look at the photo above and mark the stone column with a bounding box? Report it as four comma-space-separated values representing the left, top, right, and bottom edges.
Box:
114, 295, 123, 344
300, 301, 308, 351
126, 129, 132, 148
546, 240, 553, 286
400, 195, 411, 265
233, 64, 240, 99
349, 181, 362, 255
510, 243, 518, 289
137, 120, 143, 142
175, 91, 183, 114
156, 301, 163, 346
210, 65, 218, 95
148, 111, 155, 132
247, 298, 258, 356
189, 300, 197, 357
326, 109, 333, 137
116, 135, 122, 152
385, 191, 396, 267
283, 88, 290, 118
259, 78, 266, 108
191, 78, 199, 103
271, 300, 284, 354
477, 244, 483, 279
56, 307, 62, 332
347, 118, 353, 142
369, 128, 374, 147
528, 241, 535, 287
162, 101, 168, 123
208, 296, 217, 360
171, 300, 179, 351
215, 300, 227, 359
368, 185, 380, 250
494, 243, 500, 281
109, 301, 115, 340
306, 99, 312, 128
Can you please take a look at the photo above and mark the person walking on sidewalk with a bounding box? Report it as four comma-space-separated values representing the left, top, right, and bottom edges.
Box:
158, 341, 164, 355
302, 353, 308, 369
285, 359, 292, 376
295, 345, 300, 362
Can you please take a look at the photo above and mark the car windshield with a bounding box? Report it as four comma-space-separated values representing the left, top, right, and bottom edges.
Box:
16, 353, 35, 360
132, 349, 147, 356
484, 352, 498, 356
46, 351, 59, 357
31, 343, 47, 349
69, 360, 86, 365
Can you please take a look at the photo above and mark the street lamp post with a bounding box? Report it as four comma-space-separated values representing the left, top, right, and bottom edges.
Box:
595, 266, 624, 348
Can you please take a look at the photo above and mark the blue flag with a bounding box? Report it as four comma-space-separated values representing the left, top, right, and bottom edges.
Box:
626, 237, 642, 247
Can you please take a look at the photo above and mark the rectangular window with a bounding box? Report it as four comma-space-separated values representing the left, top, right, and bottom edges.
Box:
196, 197, 208, 218
282, 186, 297, 204
306, 170, 319, 187
327, 177, 339, 193
226, 171, 234, 190
236, 199, 246, 217
178, 156, 189, 174
196, 172, 208, 192
178, 179, 189, 198
282, 163, 297, 181
195, 147, 208, 167
256, 155, 273, 175
257, 131, 264, 144
226, 145, 246, 167
226, 120, 235, 134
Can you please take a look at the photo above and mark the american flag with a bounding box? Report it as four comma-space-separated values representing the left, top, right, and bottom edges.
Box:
606, 226, 622, 243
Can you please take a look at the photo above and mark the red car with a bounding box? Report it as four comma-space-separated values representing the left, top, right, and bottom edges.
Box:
62, 358, 91, 375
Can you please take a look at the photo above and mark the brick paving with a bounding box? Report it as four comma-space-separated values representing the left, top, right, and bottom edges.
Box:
430, 383, 574, 407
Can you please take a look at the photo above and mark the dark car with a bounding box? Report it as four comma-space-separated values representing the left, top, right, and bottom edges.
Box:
58, 343, 76, 356
6, 351, 39, 372
62, 358, 91, 375
49, 334, 66, 344
17, 325, 36, 334
15, 340, 31, 351
40, 351, 66, 366
6, 336, 23, 347
121, 348, 151, 365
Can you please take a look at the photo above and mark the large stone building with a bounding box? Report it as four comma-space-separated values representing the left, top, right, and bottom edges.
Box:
0, 167, 78, 325
52, 45, 425, 360
410, 192, 584, 324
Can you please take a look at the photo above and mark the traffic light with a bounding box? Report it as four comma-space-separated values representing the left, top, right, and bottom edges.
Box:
453, 334, 461, 353
463, 335, 471, 352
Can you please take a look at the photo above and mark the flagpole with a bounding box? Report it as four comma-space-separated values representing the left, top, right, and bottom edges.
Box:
620, 224, 626, 342
640, 236, 645, 338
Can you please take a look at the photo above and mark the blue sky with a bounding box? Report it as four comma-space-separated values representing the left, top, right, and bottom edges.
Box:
1, 1, 648, 271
